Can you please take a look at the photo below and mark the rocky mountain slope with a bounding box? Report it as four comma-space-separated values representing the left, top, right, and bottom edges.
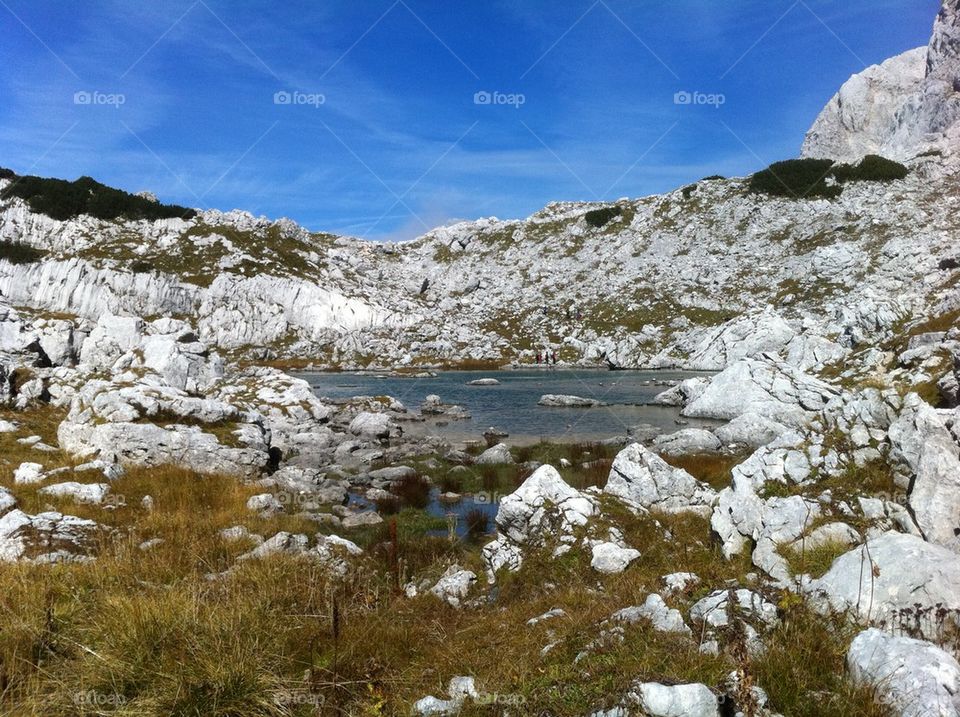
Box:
1, 136, 958, 379
803, 0, 960, 163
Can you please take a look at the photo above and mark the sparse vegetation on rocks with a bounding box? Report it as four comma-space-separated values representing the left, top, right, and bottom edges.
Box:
0, 239, 45, 265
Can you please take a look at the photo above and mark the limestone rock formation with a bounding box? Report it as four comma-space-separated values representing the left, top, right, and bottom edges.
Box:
802, 1, 960, 163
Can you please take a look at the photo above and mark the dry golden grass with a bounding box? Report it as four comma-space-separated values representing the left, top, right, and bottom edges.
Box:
661, 451, 749, 491
0, 407, 890, 716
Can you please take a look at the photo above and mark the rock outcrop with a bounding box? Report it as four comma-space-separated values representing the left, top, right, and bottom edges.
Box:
888, 394, 960, 551
847, 628, 960, 717
683, 355, 839, 429
481, 465, 598, 579
802, 1, 960, 163
603, 443, 717, 516
807, 532, 960, 639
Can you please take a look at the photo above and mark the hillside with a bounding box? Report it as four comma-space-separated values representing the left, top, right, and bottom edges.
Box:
1, 156, 958, 380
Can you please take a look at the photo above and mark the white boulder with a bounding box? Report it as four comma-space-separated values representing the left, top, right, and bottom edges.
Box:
610, 594, 691, 635
475, 442, 514, 465
631, 682, 719, 717
430, 565, 477, 608
0, 509, 99, 563
683, 355, 839, 428
38, 482, 110, 505
604, 443, 716, 516
590, 542, 641, 574
847, 628, 960, 717
13, 462, 44, 485
807, 532, 960, 639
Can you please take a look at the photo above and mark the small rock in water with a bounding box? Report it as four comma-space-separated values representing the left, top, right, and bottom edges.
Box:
538, 394, 606, 407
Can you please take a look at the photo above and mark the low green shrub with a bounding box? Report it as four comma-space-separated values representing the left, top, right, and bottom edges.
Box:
749, 158, 841, 199
0, 167, 16, 180
750, 154, 909, 200
833, 154, 909, 182
0, 239, 45, 264
0, 174, 196, 222
584, 206, 621, 228
130, 259, 156, 274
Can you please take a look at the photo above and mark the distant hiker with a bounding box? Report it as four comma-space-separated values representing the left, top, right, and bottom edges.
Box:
535, 351, 541, 364
551, 351, 557, 364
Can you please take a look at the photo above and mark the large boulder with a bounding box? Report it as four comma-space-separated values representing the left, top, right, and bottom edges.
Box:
714, 413, 789, 448
348, 411, 394, 440
35, 318, 81, 367
140, 323, 224, 393
590, 542, 641, 575
651, 376, 710, 408
492, 465, 595, 545
711, 440, 825, 580
783, 333, 848, 372
38, 482, 111, 505
686, 307, 796, 371
481, 465, 597, 579
629, 682, 720, 717
652, 428, 721, 455
807, 532, 960, 639
888, 394, 960, 551
847, 628, 960, 717
79, 314, 144, 369
683, 355, 839, 429
475, 442, 514, 464
604, 443, 716, 516
57, 380, 272, 478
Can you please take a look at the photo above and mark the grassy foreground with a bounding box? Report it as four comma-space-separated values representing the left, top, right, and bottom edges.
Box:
0, 406, 888, 716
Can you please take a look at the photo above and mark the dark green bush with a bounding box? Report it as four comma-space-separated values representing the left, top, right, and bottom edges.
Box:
130, 260, 156, 274
681, 184, 697, 199
832, 154, 909, 182
0, 239, 45, 264
0, 174, 196, 222
750, 155, 909, 200
701, 174, 725, 181
584, 206, 621, 228
0, 168, 16, 181
749, 158, 841, 199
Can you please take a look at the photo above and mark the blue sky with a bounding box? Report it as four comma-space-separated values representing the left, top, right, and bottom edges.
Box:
0, 0, 939, 240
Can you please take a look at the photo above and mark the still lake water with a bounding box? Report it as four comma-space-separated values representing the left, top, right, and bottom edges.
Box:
301, 369, 717, 443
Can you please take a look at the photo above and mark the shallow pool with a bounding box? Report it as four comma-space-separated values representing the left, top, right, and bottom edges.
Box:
301, 369, 717, 443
